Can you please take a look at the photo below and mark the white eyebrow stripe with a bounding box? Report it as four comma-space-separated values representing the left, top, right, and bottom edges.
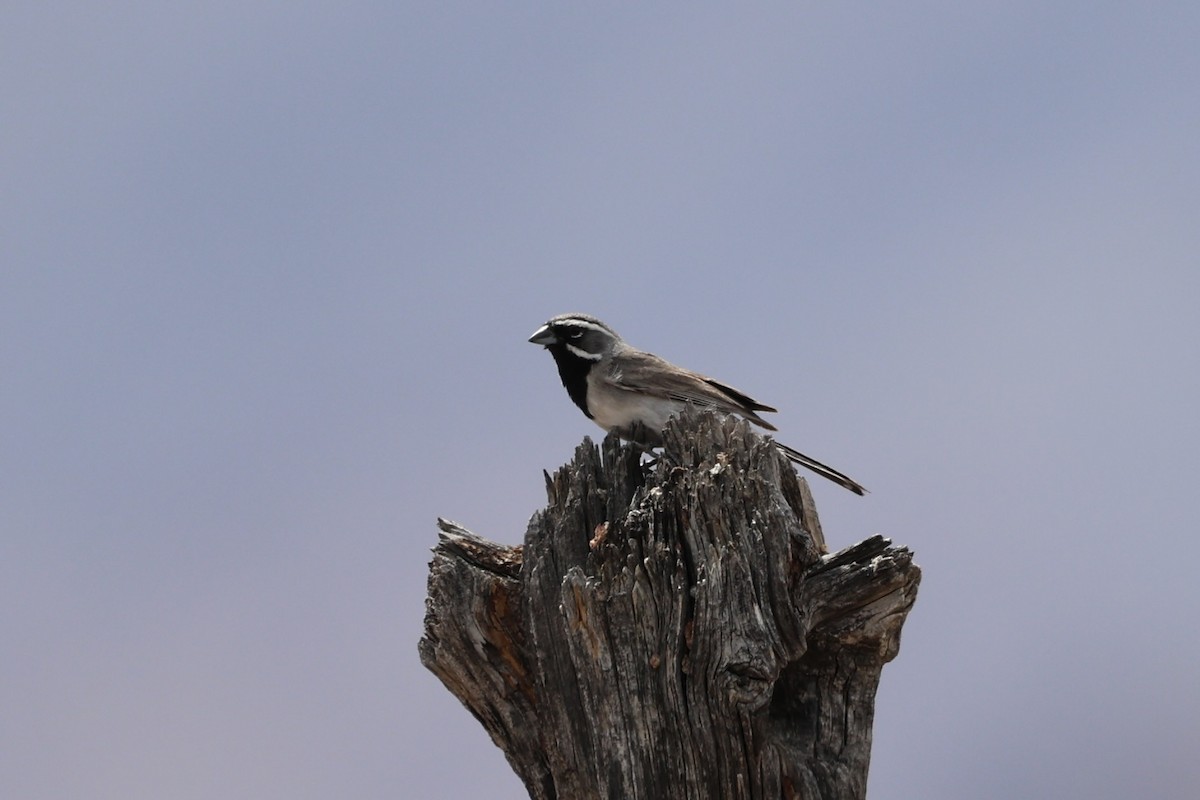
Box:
555, 318, 611, 335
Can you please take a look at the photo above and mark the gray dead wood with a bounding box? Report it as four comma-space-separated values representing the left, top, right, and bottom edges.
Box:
419, 410, 919, 800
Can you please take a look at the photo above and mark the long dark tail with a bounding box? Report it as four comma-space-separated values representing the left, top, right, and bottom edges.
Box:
775, 442, 868, 496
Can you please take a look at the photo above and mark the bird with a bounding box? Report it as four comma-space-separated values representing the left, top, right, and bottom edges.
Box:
528, 313, 866, 495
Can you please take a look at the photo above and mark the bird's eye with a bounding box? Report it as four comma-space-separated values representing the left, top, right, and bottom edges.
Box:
569, 331, 584, 339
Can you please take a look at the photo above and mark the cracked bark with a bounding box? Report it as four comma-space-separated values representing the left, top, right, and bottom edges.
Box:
419, 410, 920, 800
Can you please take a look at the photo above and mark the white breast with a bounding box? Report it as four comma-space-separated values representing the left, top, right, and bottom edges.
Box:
585, 371, 684, 434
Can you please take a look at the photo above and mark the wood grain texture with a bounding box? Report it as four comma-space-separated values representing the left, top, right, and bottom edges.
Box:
419, 410, 920, 799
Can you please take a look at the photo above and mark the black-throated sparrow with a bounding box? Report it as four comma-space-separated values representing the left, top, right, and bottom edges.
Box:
528, 313, 866, 495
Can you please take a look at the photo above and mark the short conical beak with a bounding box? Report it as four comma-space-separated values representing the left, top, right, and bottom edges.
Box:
528, 324, 557, 346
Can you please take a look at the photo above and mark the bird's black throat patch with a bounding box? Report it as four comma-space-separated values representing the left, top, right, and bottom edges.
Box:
546, 345, 594, 419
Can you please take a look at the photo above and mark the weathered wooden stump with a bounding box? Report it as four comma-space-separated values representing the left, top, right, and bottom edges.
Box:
419, 410, 919, 800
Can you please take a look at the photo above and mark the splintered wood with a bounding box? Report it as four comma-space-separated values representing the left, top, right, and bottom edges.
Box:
419, 410, 919, 800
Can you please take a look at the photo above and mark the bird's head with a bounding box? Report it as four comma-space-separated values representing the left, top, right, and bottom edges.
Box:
528, 313, 622, 361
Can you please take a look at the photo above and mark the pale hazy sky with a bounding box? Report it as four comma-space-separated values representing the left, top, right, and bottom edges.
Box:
3, 4, 1198, 799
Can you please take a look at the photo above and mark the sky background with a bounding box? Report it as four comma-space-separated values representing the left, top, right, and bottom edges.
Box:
3, 3, 1198, 798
